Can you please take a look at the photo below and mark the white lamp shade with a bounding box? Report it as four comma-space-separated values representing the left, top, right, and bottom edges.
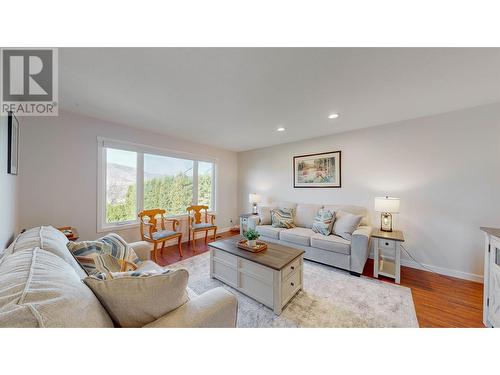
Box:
374, 196, 400, 213
249, 193, 261, 204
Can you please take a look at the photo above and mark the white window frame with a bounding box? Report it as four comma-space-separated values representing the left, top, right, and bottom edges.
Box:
97, 137, 217, 232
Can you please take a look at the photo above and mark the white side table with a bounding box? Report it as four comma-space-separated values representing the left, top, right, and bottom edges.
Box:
372, 229, 405, 284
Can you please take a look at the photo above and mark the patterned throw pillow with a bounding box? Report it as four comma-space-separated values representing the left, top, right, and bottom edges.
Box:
312, 209, 335, 235
67, 240, 112, 276
271, 208, 295, 229
92, 268, 171, 280
67, 233, 140, 276
99, 233, 140, 265
93, 253, 138, 277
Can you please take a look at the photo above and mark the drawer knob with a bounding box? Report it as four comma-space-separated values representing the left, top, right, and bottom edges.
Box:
291, 282, 295, 287
385, 242, 389, 246
291, 266, 295, 270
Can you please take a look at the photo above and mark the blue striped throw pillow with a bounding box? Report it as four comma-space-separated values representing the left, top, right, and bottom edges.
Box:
312, 209, 335, 235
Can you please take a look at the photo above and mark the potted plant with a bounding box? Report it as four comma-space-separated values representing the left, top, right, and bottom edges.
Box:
244, 229, 260, 247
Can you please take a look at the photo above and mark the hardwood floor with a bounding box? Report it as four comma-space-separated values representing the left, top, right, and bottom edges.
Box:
363, 259, 483, 327
155, 232, 484, 328
155, 231, 236, 267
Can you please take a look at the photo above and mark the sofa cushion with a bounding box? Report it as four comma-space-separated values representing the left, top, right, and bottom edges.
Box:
279, 227, 315, 246
6, 226, 87, 279
310, 233, 351, 255
0, 247, 114, 328
311, 208, 335, 235
324, 205, 369, 226
271, 208, 295, 229
332, 211, 363, 240
84, 268, 189, 328
294, 204, 322, 228
255, 225, 284, 240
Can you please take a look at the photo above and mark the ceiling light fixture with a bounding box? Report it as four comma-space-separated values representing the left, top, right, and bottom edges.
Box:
277, 127, 286, 132
328, 113, 339, 119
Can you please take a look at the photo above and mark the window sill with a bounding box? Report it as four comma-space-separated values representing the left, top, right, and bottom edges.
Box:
97, 212, 217, 233
98, 221, 140, 233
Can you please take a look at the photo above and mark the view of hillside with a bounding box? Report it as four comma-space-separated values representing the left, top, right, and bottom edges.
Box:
106, 163, 212, 222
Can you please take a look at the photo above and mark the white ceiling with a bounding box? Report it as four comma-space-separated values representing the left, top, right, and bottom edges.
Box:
60, 48, 500, 151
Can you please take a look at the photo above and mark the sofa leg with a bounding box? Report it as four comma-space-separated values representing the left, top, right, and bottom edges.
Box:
349, 271, 361, 277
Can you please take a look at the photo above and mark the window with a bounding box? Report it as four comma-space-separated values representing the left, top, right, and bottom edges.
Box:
144, 153, 194, 215
105, 148, 137, 224
197, 161, 213, 208
98, 138, 216, 230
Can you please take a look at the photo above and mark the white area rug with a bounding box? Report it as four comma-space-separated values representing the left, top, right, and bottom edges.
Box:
169, 252, 419, 328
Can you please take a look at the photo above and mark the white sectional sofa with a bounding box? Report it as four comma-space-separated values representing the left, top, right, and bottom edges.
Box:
249, 203, 372, 275
0, 226, 238, 328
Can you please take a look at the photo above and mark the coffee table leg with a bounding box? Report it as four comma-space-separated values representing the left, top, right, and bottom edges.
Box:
209, 249, 214, 279
273, 270, 282, 315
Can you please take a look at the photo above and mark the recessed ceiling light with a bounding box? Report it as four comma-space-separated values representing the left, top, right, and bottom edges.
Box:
277, 127, 286, 132
328, 113, 339, 119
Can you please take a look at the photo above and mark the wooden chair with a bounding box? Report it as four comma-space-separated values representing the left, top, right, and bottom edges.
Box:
187, 205, 217, 249
138, 209, 183, 263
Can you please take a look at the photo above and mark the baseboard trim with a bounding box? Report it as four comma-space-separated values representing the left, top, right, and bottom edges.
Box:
369, 254, 483, 283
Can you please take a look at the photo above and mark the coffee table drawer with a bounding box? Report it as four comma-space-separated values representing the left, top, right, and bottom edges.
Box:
212, 260, 237, 287
239, 258, 273, 284
240, 273, 274, 307
282, 257, 301, 280
212, 248, 237, 267
282, 268, 301, 305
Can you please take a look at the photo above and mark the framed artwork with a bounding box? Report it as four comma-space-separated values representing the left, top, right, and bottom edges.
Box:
293, 150, 341, 188
7, 112, 19, 175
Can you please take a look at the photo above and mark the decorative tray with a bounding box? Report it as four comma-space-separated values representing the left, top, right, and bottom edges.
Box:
237, 239, 268, 253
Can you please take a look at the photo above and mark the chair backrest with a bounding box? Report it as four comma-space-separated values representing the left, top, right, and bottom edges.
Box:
186, 205, 209, 224
138, 209, 166, 237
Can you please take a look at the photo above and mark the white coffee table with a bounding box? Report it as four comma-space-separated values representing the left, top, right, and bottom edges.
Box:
209, 237, 304, 315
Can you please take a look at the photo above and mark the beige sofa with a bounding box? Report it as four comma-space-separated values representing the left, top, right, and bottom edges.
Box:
249, 203, 372, 275
0, 226, 237, 328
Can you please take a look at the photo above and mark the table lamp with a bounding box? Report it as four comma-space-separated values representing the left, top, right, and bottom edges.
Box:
249, 193, 261, 214
374, 196, 400, 232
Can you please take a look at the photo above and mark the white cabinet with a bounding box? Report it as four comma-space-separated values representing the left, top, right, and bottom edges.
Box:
210, 248, 303, 315
372, 229, 404, 284
481, 227, 500, 328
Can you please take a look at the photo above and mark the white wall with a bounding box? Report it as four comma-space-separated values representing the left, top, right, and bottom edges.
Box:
18, 111, 238, 243
0, 115, 18, 249
238, 104, 500, 282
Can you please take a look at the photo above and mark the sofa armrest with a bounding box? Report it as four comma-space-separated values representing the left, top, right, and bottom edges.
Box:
350, 226, 372, 274
143, 287, 238, 328
129, 241, 152, 261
